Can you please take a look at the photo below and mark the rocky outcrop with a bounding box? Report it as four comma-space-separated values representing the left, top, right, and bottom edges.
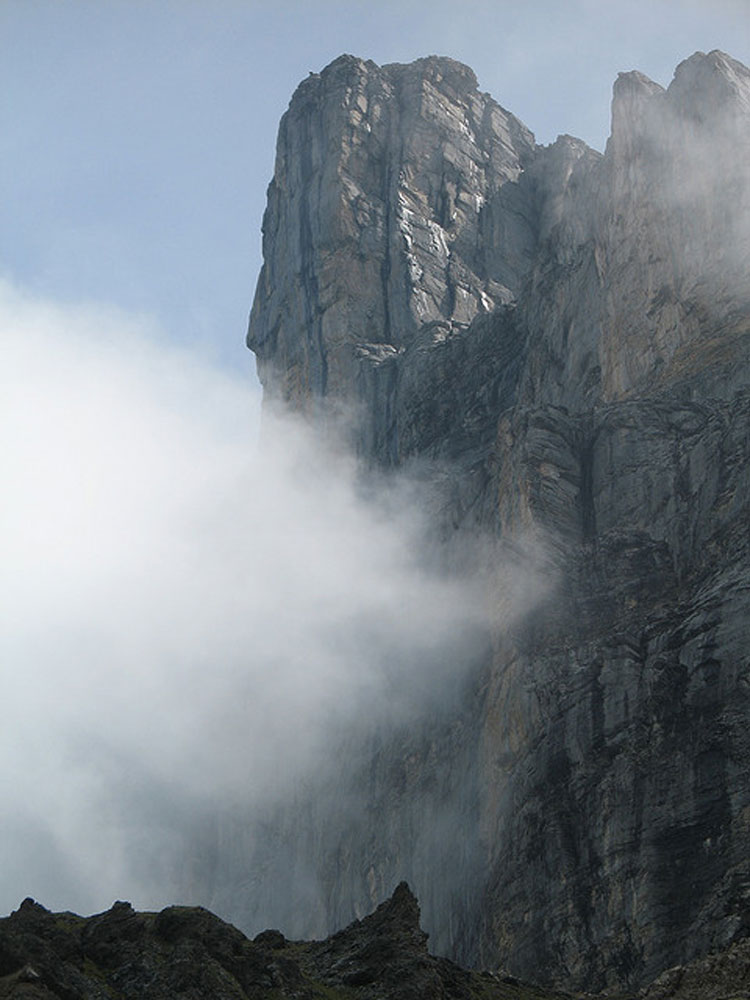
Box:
0, 888, 560, 1000
4, 887, 750, 1000
235, 50, 750, 992
641, 935, 750, 1000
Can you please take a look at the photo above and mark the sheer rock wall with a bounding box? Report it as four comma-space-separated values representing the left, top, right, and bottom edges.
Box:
235, 50, 750, 991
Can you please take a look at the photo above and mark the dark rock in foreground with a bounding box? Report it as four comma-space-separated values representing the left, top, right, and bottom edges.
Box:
1, 885, 749, 999
0, 886, 553, 999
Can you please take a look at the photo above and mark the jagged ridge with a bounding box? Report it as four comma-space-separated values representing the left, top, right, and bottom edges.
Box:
2, 886, 750, 999
0, 887, 557, 1000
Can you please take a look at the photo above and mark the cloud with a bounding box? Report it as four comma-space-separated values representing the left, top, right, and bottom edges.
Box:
0, 279, 509, 917
624, 51, 750, 307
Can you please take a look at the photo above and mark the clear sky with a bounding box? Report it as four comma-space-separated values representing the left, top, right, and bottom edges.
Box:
2, 0, 749, 381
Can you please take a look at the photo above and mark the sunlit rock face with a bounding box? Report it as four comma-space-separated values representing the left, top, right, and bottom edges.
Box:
248, 55, 536, 410
235, 50, 750, 991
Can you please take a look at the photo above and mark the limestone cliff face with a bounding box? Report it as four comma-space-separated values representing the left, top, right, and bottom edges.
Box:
248, 55, 536, 410
237, 51, 750, 991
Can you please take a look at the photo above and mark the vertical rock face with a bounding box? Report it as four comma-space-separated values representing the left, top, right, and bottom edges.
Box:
234, 50, 750, 991
248, 55, 536, 409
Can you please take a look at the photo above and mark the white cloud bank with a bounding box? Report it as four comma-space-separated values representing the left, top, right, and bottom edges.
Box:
0, 280, 507, 917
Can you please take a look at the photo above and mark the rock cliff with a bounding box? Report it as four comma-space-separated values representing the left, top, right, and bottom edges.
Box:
236, 50, 750, 992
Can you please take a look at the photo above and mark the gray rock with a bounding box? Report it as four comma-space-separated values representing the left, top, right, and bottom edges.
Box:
230, 49, 750, 992
248, 54, 536, 410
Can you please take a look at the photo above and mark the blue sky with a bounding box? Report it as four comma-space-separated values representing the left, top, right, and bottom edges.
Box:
2, 0, 749, 381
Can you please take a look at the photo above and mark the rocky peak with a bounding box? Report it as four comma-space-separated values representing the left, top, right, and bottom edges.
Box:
608, 49, 750, 164
357, 880, 426, 946
383, 54, 479, 95
607, 69, 664, 161
595, 48, 750, 398
248, 52, 538, 410
12, 899, 49, 922
668, 48, 750, 117
304, 881, 431, 992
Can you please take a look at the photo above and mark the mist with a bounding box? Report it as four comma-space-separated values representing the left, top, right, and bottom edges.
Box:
0, 278, 522, 919
619, 50, 750, 305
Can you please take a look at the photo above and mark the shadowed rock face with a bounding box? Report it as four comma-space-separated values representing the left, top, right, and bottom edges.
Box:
2, 888, 749, 1000
0, 888, 560, 1000
235, 50, 750, 992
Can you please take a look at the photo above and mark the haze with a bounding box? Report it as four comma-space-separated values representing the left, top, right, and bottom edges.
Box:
2, 0, 749, 921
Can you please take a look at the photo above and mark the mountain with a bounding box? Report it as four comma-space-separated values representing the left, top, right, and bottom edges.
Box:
3, 885, 750, 999
211, 50, 750, 992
